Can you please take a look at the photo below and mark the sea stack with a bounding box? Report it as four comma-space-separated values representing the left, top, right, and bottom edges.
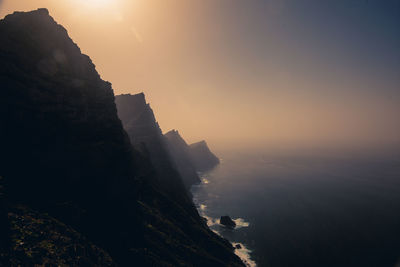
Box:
220, 216, 236, 229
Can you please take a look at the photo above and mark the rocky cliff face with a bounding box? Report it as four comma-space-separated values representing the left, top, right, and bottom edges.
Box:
115, 94, 193, 209
0, 9, 243, 266
164, 130, 220, 187
164, 130, 201, 189
189, 140, 220, 172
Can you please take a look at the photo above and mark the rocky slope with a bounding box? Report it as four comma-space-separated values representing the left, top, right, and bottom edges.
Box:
164, 130, 201, 189
0, 176, 9, 262
7, 205, 116, 266
0, 9, 243, 267
189, 140, 220, 172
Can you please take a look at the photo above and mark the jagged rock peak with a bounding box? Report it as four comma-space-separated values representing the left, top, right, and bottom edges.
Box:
5, 8, 49, 18
116, 93, 148, 111
165, 129, 179, 136
37, 7, 50, 15
115, 92, 159, 128
191, 140, 208, 147
119, 92, 146, 101
0, 8, 102, 82
165, 129, 187, 144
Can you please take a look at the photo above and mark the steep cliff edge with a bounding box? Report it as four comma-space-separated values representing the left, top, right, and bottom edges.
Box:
189, 140, 220, 172
115, 93, 193, 210
164, 130, 201, 189
0, 9, 243, 266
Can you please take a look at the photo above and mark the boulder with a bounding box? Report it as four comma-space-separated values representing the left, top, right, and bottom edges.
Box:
220, 216, 236, 228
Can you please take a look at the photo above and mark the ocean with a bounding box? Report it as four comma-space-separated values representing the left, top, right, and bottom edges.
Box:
191, 149, 400, 267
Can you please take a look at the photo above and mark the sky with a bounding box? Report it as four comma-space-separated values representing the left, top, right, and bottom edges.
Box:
1, 0, 399, 151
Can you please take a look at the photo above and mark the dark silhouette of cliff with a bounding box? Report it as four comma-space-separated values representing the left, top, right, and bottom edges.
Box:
115, 93, 194, 212
189, 140, 220, 172
0, 9, 243, 266
164, 130, 201, 189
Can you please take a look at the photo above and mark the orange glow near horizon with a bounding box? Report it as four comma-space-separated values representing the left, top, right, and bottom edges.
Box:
1, 0, 399, 152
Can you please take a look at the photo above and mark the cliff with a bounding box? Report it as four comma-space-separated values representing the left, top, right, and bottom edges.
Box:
115, 93, 193, 210
0, 9, 243, 266
164, 130, 201, 189
189, 140, 220, 172
164, 130, 220, 186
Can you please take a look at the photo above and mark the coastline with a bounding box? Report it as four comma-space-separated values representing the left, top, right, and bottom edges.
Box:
191, 174, 257, 267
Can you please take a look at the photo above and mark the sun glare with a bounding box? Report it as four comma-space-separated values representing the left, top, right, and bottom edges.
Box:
83, 0, 114, 8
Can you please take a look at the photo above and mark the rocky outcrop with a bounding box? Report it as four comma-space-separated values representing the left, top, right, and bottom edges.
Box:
115, 93, 193, 210
189, 140, 220, 172
220, 216, 236, 229
164, 130, 201, 189
0, 9, 243, 266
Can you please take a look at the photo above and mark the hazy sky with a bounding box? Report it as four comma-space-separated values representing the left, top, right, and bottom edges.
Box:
1, 0, 399, 150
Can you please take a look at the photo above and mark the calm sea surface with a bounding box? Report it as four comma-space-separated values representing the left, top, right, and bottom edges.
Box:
191, 150, 400, 267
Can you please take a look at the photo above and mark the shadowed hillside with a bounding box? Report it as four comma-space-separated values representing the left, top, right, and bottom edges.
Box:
0, 9, 243, 267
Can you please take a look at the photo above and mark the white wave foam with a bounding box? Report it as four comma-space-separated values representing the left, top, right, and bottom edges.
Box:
233, 218, 250, 229
232, 242, 257, 267
202, 215, 250, 229
197, 209, 255, 265
202, 178, 210, 184
202, 215, 219, 227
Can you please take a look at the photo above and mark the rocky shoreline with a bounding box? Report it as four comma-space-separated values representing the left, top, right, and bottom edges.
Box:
191, 173, 256, 267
